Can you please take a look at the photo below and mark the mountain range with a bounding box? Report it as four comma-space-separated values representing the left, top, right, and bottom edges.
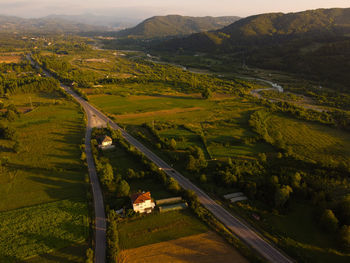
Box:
116, 15, 241, 39
0, 15, 107, 33
156, 8, 350, 89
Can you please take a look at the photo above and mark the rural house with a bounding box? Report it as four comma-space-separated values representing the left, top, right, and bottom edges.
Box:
131, 192, 155, 214
98, 135, 113, 148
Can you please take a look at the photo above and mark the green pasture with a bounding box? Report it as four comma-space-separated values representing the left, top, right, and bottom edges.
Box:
0, 199, 89, 262
118, 209, 208, 249
233, 202, 350, 263
0, 92, 88, 261
265, 113, 350, 165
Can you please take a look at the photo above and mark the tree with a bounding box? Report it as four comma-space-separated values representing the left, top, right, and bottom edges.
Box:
101, 163, 114, 186
337, 196, 350, 225
85, 248, 94, 263
201, 87, 212, 99
107, 218, 119, 263
245, 181, 257, 199
199, 174, 207, 184
320, 209, 339, 233
186, 155, 197, 172
338, 225, 350, 252
274, 185, 293, 208
169, 138, 177, 150
5, 110, 17, 122
13, 141, 21, 153
168, 177, 181, 193
116, 180, 130, 197
258, 153, 267, 163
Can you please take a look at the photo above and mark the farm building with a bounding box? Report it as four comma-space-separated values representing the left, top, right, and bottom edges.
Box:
131, 192, 156, 214
98, 135, 113, 148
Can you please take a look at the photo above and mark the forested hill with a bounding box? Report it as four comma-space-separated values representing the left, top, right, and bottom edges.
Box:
0, 15, 106, 33
116, 15, 240, 39
157, 8, 350, 90
160, 8, 350, 51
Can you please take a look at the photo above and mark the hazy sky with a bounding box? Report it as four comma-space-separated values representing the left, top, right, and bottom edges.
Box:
1, 0, 349, 18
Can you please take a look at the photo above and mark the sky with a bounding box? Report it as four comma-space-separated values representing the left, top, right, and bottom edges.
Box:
0, 0, 349, 19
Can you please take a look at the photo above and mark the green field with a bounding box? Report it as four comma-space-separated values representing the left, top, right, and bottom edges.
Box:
233, 202, 350, 263
0, 199, 88, 262
265, 113, 350, 165
118, 209, 208, 249
90, 93, 273, 160
0, 92, 88, 261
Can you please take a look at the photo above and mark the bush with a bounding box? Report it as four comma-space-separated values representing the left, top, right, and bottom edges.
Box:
338, 225, 350, 252
320, 209, 339, 233
85, 248, 94, 263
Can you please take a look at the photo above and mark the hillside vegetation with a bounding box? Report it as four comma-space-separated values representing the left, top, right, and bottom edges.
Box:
116, 15, 240, 39
158, 8, 350, 90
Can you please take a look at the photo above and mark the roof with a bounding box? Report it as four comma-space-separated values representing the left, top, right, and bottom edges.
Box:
98, 135, 112, 144
131, 192, 152, 204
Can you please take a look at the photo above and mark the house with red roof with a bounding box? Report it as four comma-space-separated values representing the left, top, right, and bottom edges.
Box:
131, 191, 155, 214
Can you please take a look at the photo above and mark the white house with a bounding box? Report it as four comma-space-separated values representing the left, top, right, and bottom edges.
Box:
131, 192, 155, 214
98, 135, 113, 148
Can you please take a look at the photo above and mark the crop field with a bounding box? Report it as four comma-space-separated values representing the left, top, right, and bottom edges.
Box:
265, 113, 350, 165
118, 231, 248, 263
0, 92, 88, 261
118, 209, 208, 249
0, 52, 23, 63
0, 199, 88, 262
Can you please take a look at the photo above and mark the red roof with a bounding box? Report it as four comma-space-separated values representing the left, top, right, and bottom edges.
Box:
131, 192, 152, 204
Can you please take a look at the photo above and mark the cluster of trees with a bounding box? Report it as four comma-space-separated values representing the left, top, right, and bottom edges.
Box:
186, 146, 208, 172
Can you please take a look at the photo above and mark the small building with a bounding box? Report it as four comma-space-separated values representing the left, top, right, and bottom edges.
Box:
98, 135, 113, 148
131, 192, 155, 214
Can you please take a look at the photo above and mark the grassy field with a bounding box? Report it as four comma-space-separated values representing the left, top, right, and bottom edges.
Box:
0, 199, 88, 262
118, 231, 248, 263
232, 202, 350, 263
118, 209, 208, 249
265, 113, 350, 165
0, 93, 85, 211
0, 92, 88, 261
90, 93, 273, 160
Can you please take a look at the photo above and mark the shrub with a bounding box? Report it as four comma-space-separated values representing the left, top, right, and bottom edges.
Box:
320, 209, 339, 233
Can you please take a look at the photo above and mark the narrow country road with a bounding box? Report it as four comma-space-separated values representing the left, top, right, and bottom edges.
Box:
29, 55, 293, 263
27, 55, 106, 263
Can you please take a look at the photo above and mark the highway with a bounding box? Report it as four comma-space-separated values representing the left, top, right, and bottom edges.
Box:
66, 87, 292, 263
30, 55, 293, 263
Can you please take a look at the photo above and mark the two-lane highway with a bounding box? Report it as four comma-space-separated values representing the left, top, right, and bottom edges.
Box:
67, 89, 293, 263
30, 54, 293, 263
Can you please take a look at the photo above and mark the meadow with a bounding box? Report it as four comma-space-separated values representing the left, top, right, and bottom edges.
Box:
118, 210, 208, 249
264, 113, 350, 165
37, 45, 350, 263
0, 92, 89, 261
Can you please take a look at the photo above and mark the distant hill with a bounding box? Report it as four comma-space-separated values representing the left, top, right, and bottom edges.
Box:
116, 15, 241, 39
157, 8, 350, 89
45, 14, 139, 31
161, 8, 350, 51
0, 15, 106, 33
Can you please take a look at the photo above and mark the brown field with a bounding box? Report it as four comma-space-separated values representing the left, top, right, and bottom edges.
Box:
116, 107, 203, 120
0, 55, 22, 63
118, 231, 248, 263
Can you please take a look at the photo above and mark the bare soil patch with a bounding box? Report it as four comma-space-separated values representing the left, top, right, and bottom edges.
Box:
118, 231, 248, 263
0, 55, 22, 63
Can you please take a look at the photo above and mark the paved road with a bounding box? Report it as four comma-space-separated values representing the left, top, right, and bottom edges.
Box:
27, 55, 106, 263
66, 93, 292, 263
30, 55, 293, 263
